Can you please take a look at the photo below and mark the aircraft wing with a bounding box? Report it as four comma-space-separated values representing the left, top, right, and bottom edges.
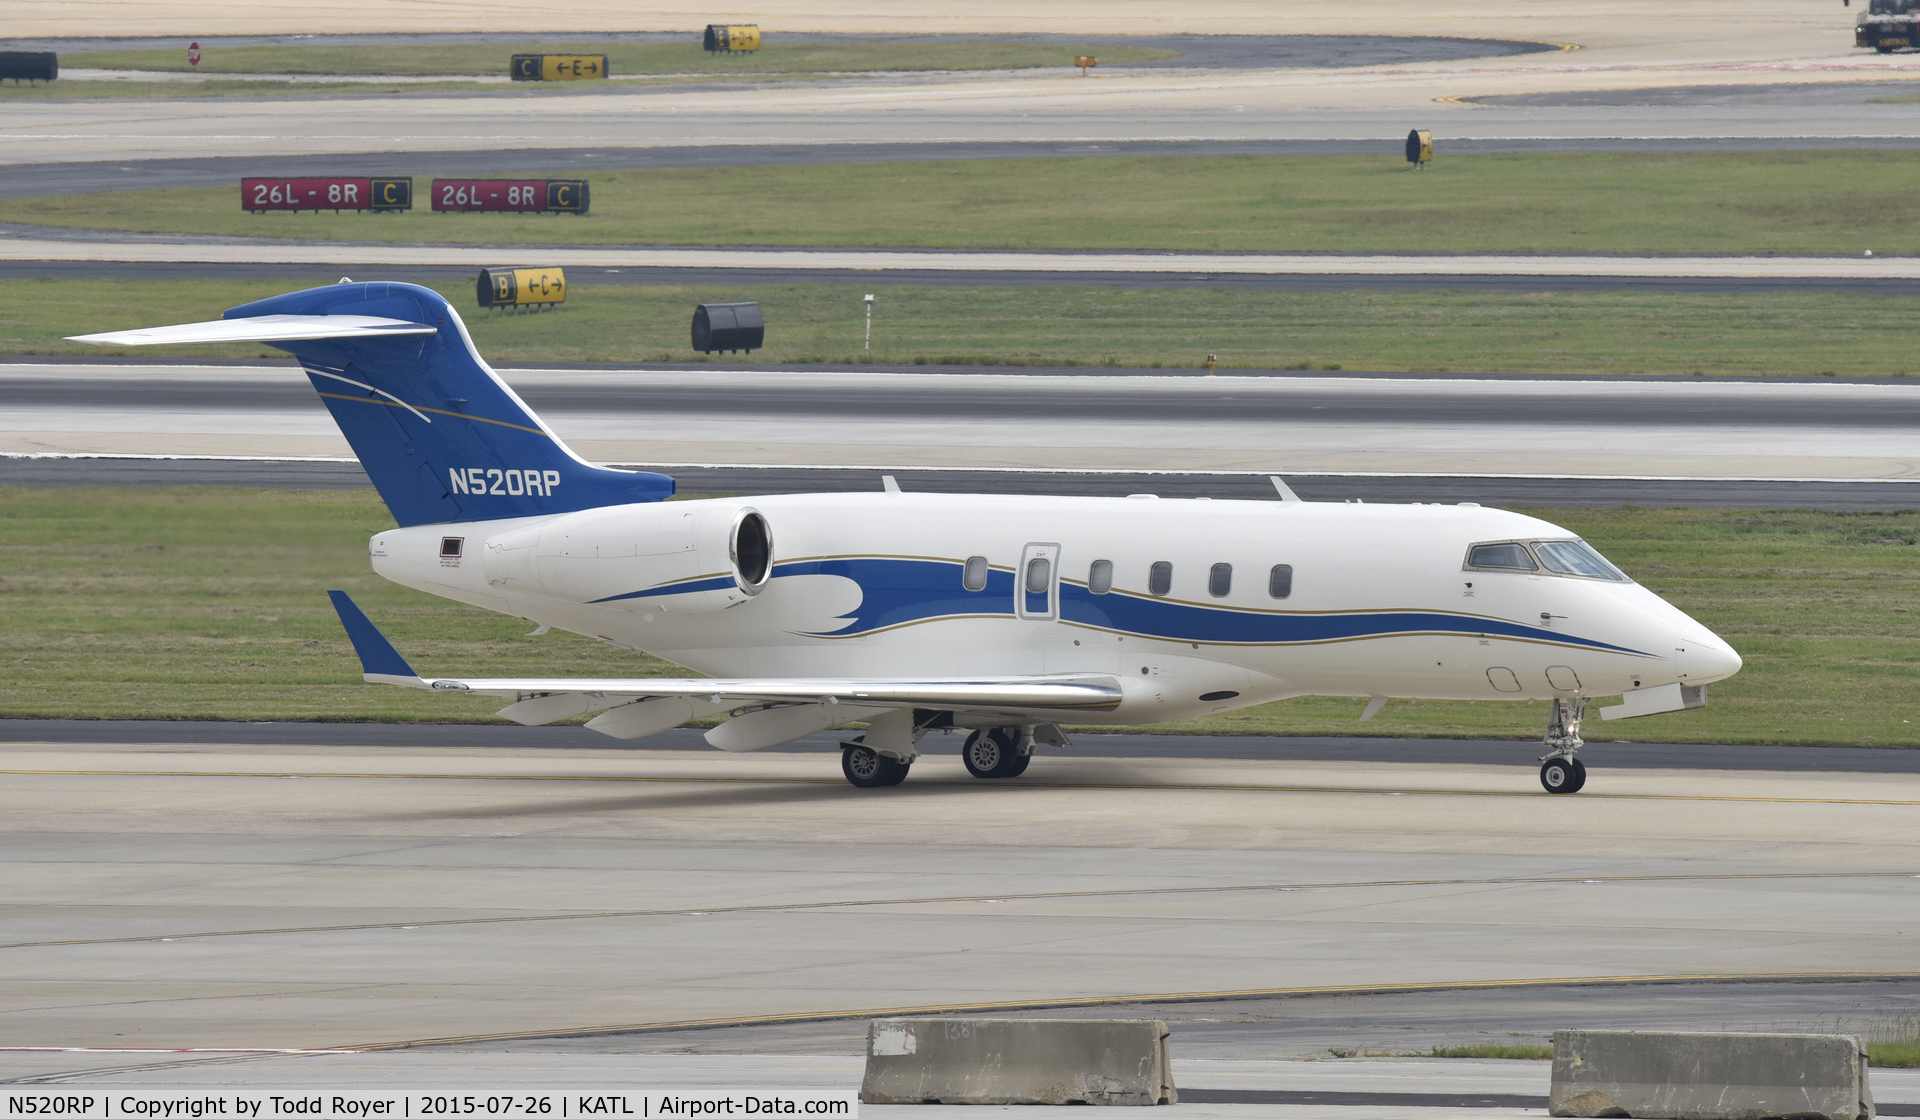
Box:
327, 590, 1122, 729
421, 675, 1123, 711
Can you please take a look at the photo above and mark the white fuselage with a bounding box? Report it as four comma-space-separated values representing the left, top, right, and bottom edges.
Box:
367, 493, 1741, 726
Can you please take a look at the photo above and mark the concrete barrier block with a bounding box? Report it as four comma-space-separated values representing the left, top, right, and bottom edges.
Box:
1550, 1030, 1873, 1120
860, 1018, 1176, 1105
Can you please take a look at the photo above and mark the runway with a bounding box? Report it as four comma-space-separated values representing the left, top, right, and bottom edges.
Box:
14, 454, 1920, 510
3, 732, 1919, 1061
9, 718, 1920, 772
15, 237, 1920, 280
8, 59, 1920, 168
24, 255, 1920, 294
6, 361, 1919, 484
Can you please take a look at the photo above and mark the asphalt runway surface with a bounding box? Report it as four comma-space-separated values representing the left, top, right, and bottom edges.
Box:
1470, 79, 1920, 107
5, 734, 1920, 1065
12, 455, 1919, 509
12, 364, 1919, 426
13, 60, 1920, 168
7, 362, 1919, 482
19, 256, 1920, 296
5, 719, 1915, 772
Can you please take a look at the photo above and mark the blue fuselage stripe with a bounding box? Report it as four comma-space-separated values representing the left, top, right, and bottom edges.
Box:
596, 556, 1648, 655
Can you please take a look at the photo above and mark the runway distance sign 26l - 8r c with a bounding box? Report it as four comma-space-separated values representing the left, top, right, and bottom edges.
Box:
431, 180, 590, 215
242, 178, 412, 212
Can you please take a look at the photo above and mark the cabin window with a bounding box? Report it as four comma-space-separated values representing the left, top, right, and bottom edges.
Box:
1025, 556, 1051, 594
1088, 559, 1113, 594
1466, 542, 1537, 571
1269, 564, 1293, 599
440, 536, 463, 558
962, 555, 989, 591
1148, 561, 1173, 596
1209, 563, 1233, 598
1533, 539, 1631, 582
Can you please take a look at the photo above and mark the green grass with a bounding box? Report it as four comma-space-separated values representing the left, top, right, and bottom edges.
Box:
5, 152, 1920, 255
61, 40, 1177, 77
1426, 1044, 1554, 1060
11, 277, 1920, 377
4, 41, 1176, 98
0, 487, 668, 723
2, 489, 1916, 746
0, 78, 576, 99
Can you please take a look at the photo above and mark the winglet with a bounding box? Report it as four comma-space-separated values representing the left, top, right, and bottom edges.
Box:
326, 590, 425, 687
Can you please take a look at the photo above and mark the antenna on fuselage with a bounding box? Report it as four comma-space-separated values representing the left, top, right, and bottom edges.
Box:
1269, 475, 1302, 503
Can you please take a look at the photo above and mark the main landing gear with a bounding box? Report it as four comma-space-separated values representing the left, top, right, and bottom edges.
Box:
962, 727, 1032, 779
838, 721, 1057, 788
1538, 697, 1587, 794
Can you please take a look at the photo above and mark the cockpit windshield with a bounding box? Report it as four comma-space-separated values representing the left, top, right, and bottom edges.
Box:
1870, 0, 1915, 15
1532, 540, 1630, 581
1464, 539, 1632, 582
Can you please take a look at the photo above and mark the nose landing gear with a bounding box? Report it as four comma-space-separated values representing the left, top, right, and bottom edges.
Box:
1538, 697, 1587, 794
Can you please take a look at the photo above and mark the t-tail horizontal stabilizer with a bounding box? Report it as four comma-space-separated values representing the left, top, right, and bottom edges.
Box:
327, 590, 425, 688
67, 315, 437, 347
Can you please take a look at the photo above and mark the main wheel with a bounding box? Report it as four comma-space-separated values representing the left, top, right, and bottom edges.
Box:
1002, 750, 1032, 778
963, 730, 1005, 778
1540, 756, 1582, 794
843, 744, 911, 788
963, 729, 1024, 779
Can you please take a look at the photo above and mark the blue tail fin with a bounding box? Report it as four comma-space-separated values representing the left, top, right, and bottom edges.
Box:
226, 282, 673, 527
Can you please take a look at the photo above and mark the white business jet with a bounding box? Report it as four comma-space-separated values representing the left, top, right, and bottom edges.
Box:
76, 282, 1741, 793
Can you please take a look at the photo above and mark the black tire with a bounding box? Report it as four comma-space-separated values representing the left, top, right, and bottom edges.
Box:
962, 729, 1005, 779
1565, 757, 1587, 793
964, 728, 1025, 779
843, 744, 910, 788
1540, 757, 1581, 794
1003, 751, 1032, 778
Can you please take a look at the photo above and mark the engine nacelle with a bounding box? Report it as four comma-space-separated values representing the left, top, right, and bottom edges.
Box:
482, 501, 772, 613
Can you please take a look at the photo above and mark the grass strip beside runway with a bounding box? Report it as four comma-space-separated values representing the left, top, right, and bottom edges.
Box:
6, 152, 1919, 256
58, 40, 1180, 77
14, 278, 1920, 376
0, 486, 1914, 744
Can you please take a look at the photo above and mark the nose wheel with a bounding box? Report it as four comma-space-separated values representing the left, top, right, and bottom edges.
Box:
1540, 755, 1586, 794
1538, 697, 1588, 794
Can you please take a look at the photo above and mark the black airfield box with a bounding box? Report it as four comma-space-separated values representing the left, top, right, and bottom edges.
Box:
692, 302, 764, 353
0, 52, 57, 83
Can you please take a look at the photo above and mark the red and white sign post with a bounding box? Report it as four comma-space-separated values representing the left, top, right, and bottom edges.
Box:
187, 41, 201, 67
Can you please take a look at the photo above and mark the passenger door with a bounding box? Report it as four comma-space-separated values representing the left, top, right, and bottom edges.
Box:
1016, 543, 1060, 621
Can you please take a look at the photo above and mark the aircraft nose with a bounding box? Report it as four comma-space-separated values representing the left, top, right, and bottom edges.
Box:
1676, 631, 1742, 684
